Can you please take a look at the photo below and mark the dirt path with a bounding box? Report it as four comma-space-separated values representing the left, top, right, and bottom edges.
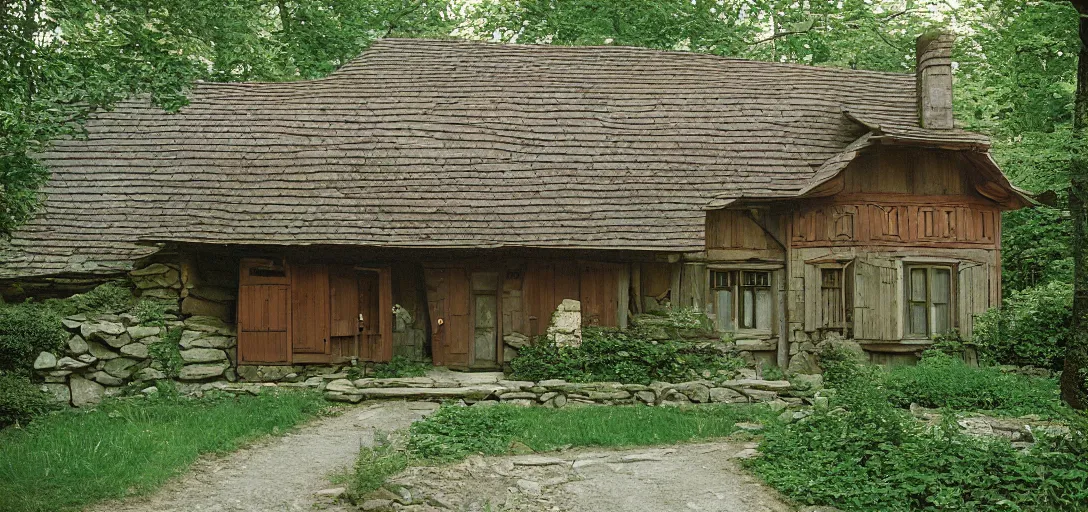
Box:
386, 441, 794, 512
89, 401, 439, 512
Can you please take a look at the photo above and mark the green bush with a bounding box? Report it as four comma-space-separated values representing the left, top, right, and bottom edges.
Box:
883, 352, 1064, 417
973, 281, 1073, 370
406, 405, 517, 461
350, 443, 410, 496
41, 281, 135, 317
0, 303, 68, 374
510, 326, 742, 384
371, 355, 430, 379
0, 372, 58, 429
148, 328, 184, 378
750, 356, 1088, 511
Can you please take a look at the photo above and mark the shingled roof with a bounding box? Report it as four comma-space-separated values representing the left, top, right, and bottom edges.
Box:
1, 38, 1010, 279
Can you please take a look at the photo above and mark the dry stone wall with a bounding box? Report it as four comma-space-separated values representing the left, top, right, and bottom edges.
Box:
320, 372, 822, 409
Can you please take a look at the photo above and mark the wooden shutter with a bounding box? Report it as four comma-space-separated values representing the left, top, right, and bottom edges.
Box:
329, 266, 359, 338
853, 256, 899, 341
237, 259, 290, 364
958, 262, 989, 341
291, 264, 330, 354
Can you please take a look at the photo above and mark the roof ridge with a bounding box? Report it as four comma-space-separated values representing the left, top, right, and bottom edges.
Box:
362, 37, 918, 80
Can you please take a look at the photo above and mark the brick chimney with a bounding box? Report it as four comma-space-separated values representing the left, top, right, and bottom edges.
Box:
915, 31, 955, 129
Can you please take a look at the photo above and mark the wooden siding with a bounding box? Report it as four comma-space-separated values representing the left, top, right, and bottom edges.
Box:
841, 147, 972, 196
791, 197, 1000, 248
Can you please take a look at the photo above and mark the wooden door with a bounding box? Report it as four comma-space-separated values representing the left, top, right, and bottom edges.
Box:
291, 264, 330, 354
424, 266, 471, 367
523, 261, 579, 336
354, 267, 393, 362
237, 259, 290, 364
579, 262, 621, 327
470, 271, 501, 368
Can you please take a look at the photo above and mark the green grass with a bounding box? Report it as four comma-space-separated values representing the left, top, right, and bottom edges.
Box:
0, 390, 327, 512
505, 404, 773, 451
349, 403, 773, 499
882, 352, 1066, 418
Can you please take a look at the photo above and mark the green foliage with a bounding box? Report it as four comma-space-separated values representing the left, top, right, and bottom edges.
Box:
371, 355, 430, 379
750, 354, 1087, 512
130, 299, 171, 326
974, 281, 1074, 370
407, 405, 518, 461
510, 326, 742, 384
350, 442, 410, 496
147, 329, 184, 379
1001, 206, 1074, 294
43, 282, 135, 316
884, 352, 1065, 418
0, 303, 67, 374
1, 0, 459, 234
760, 362, 785, 381
0, 389, 326, 512
0, 372, 58, 430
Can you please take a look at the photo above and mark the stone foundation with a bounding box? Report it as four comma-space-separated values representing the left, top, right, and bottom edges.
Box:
320, 371, 818, 408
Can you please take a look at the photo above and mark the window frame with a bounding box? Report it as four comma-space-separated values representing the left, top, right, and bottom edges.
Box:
903, 263, 956, 339
709, 268, 777, 336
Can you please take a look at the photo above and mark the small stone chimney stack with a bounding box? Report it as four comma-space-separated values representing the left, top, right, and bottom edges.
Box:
915, 31, 955, 129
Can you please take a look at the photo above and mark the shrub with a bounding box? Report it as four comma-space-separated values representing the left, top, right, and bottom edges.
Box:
407, 405, 517, 461
510, 326, 742, 384
0, 372, 58, 429
131, 299, 171, 326
750, 356, 1088, 511
147, 328, 184, 378
41, 281, 134, 317
371, 355, 430, 379
0, 303, 68, 374
973, 281, 1072, 370
350, 443, 410, 496
883, 352, 1064, 418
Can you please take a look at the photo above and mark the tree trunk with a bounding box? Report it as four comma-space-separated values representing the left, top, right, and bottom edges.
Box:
1062, 3, 1088, 409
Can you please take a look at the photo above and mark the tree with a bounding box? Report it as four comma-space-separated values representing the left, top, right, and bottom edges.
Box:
1062, 0, 1088, 409
0, 0, 456, 236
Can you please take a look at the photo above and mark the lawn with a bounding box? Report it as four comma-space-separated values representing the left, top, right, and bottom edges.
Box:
0, 389, 327, 512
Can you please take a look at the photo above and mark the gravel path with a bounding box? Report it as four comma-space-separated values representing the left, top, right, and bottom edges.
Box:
89, 401, 439, 512
91, 401, 792, 512
388, 441, 794, 512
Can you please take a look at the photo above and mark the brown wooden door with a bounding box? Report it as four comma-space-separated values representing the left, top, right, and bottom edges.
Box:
523, 261, 579, 336
424, 266, 471, 367
353, 267, 393, 362
237, 258, 291, 364
580, 262, 621, 327
291, 264, 330, 354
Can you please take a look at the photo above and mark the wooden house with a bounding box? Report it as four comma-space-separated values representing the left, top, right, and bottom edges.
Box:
0, 33, 1031, 371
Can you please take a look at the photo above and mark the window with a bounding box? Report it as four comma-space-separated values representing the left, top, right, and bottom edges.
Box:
710, 270, 774, 332
905, 265, 953, 337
